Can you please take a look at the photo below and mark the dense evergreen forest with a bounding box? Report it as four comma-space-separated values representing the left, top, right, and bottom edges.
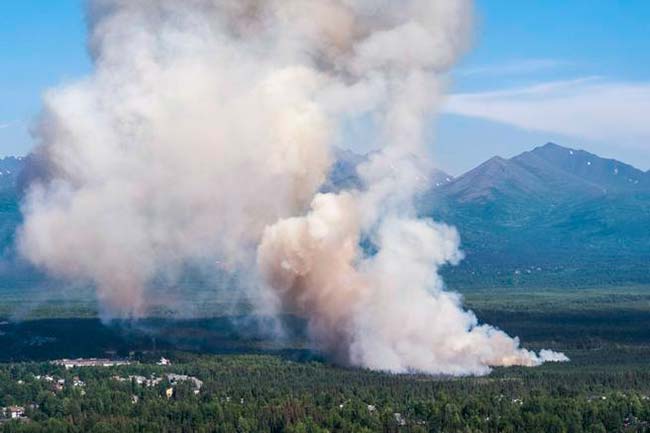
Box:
2, 350, 650, 433
2, 283, 650, 433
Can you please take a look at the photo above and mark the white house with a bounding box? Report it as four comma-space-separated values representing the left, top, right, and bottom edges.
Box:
3, 406, 25, 419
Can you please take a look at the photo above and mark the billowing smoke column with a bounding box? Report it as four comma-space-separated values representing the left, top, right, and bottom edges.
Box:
19, 0, 567, 375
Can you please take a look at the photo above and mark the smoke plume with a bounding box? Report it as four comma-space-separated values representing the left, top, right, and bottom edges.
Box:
19, 0, 567, 375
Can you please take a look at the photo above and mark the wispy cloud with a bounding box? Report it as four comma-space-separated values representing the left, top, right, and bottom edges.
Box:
0, 122, 11, 130
457, 58, 568, 77
444, 78, 650, 148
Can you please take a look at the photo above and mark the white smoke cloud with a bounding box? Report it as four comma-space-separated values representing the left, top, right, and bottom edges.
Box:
19, 0, 566, 375
258, 194, 562, 375
538, 349, 570, 363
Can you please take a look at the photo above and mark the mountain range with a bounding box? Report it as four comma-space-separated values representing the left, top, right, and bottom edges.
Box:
0, 157, 22, 254
1, 143, 649, 289
331, 143, 650, 287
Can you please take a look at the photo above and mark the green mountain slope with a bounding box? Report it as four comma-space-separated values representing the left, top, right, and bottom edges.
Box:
1, 145, 649, 292
422, 144, 650, 288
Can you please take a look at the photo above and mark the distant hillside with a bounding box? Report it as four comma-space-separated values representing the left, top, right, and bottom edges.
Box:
0, 145, 649, 290
319, 143, 650, 288
421, 143, 650, 288
0, 157, 24, 254
323, 148, 454, 193
0, 157, 23, 190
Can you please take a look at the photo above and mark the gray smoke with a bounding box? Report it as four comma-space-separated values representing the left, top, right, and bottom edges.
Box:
19, 0, 567, 375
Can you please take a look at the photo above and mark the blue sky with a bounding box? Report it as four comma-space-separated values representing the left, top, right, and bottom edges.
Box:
0, 1, 90, 157
1, 1, 649, 174
436, 0, 650, 173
